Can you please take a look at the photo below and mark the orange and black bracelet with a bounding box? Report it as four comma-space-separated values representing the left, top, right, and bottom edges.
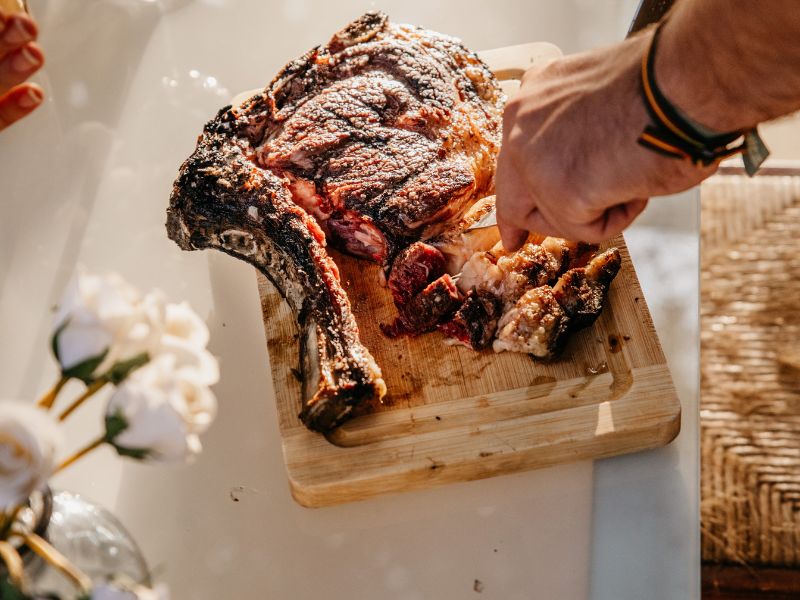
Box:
637, 21, 769, 176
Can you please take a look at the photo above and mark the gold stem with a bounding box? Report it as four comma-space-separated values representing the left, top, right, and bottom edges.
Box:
0, 505, 22, 540
55, 437, 105, 474
58, 379, 107, 422
36, 377, 68, 410
18, 531, 92, 593
0, 540, 26, 591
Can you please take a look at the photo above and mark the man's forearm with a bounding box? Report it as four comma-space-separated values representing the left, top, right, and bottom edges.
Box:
656, 0, 800, 132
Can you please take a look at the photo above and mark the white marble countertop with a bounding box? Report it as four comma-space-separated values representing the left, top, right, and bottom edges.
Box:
0, 1, 698, 598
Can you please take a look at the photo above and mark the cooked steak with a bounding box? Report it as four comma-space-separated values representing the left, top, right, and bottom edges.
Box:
553, 248, 621, 330
493, 287, 570, 357
438, 289, 502, 349
387, 242, 447, 306
166, 12, 504, 432
382, 273, 461, 337
252, 12, 503, 261
493, 248, 622, 357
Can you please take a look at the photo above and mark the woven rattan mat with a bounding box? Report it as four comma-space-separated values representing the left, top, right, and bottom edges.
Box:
701, 171, 800, 566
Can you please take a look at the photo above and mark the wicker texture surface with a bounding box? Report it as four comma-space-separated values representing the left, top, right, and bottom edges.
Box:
701, 173, 800, 566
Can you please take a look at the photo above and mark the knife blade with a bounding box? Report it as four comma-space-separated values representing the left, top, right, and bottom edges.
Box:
628, 0, 674, 37
467, 207, 497, 230
467, 0, 674, 233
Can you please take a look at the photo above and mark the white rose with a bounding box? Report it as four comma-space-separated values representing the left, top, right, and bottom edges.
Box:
105, 355, 217, 463
0, 402, 63, 509
53, 271, 164, 381
91, 581, 170, 600
155, 301, 219, 386
163, 301, 209, 348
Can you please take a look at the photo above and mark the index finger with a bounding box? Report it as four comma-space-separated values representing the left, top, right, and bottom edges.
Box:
0, 82, 42, 131
0, 12, 37, 58
495, 147, 534, 251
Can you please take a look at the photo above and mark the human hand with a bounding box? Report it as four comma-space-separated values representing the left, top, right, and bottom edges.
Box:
496, 32, 716, 249
0, 8, 43, 132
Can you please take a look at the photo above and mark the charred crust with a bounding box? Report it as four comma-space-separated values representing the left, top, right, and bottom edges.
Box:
328, 11, 388, 54
302, 380, 380, 433
461, 291, 502, 349
554, 249, 621, 332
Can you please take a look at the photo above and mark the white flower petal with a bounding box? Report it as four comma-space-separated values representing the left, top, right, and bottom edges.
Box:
57, 322, 113, 371
54, 272, 166, 379
0, 402, 63, 509
164, 302, 209, 348
159, 336, 219, 386
106, 355, 214, 463
176, 378, 217, 435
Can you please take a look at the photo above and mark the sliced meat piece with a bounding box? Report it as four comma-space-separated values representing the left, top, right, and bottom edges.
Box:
553, 248, 621, 329
429, 195, 500, 274
493, 247, 621, 358
455, 236, 602, 306
496, 242, 562, 305
439, 289, 503, 349
540, 238, 599, 272
381, 274, 460, 337
387, 241, 446, 306
493, 287, 569, 357
457, 250, 505, 296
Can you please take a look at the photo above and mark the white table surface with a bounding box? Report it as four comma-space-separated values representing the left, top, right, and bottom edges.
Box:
0, 1, 698, 598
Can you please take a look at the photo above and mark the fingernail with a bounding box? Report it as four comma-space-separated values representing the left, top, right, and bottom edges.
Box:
11, 46, 39, 72
3, 17, 33, 44
18, 86, 42, 108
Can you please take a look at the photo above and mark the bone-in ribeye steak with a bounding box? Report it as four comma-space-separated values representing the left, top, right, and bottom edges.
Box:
166, 12, 504, 433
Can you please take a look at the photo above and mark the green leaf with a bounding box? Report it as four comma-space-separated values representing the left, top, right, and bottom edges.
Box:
50, 320, 68, 364
0, 575, 31, 600
104, 352, 150, 385
52, 317, 111, 384
104, 412, 150, 461
61, 349, 109, 385
112, 445, 150, 461
104, 412, 129, 442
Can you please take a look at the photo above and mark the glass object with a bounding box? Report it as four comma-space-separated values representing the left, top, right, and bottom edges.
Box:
18, 489, 151, 597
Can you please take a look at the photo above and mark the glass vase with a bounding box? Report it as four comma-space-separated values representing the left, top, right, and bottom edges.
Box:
13, 488, 151, 598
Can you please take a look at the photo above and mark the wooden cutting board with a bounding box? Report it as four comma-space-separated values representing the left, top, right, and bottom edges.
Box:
255, 42, 680, 507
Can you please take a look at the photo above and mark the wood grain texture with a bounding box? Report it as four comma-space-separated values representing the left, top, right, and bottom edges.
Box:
256, 43, 681, 507
702, 563, 800, 599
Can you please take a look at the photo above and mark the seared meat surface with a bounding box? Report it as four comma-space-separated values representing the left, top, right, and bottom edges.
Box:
553, 248, 622, 330
493, 287, 569, 357
252, 12, 503, 261
493, 249, 621, 357
438, 289, 502, 349
167, 12, 503, 432
394, 231, 620, 357
387, 242, 447, 306
382, 274, 461, 337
